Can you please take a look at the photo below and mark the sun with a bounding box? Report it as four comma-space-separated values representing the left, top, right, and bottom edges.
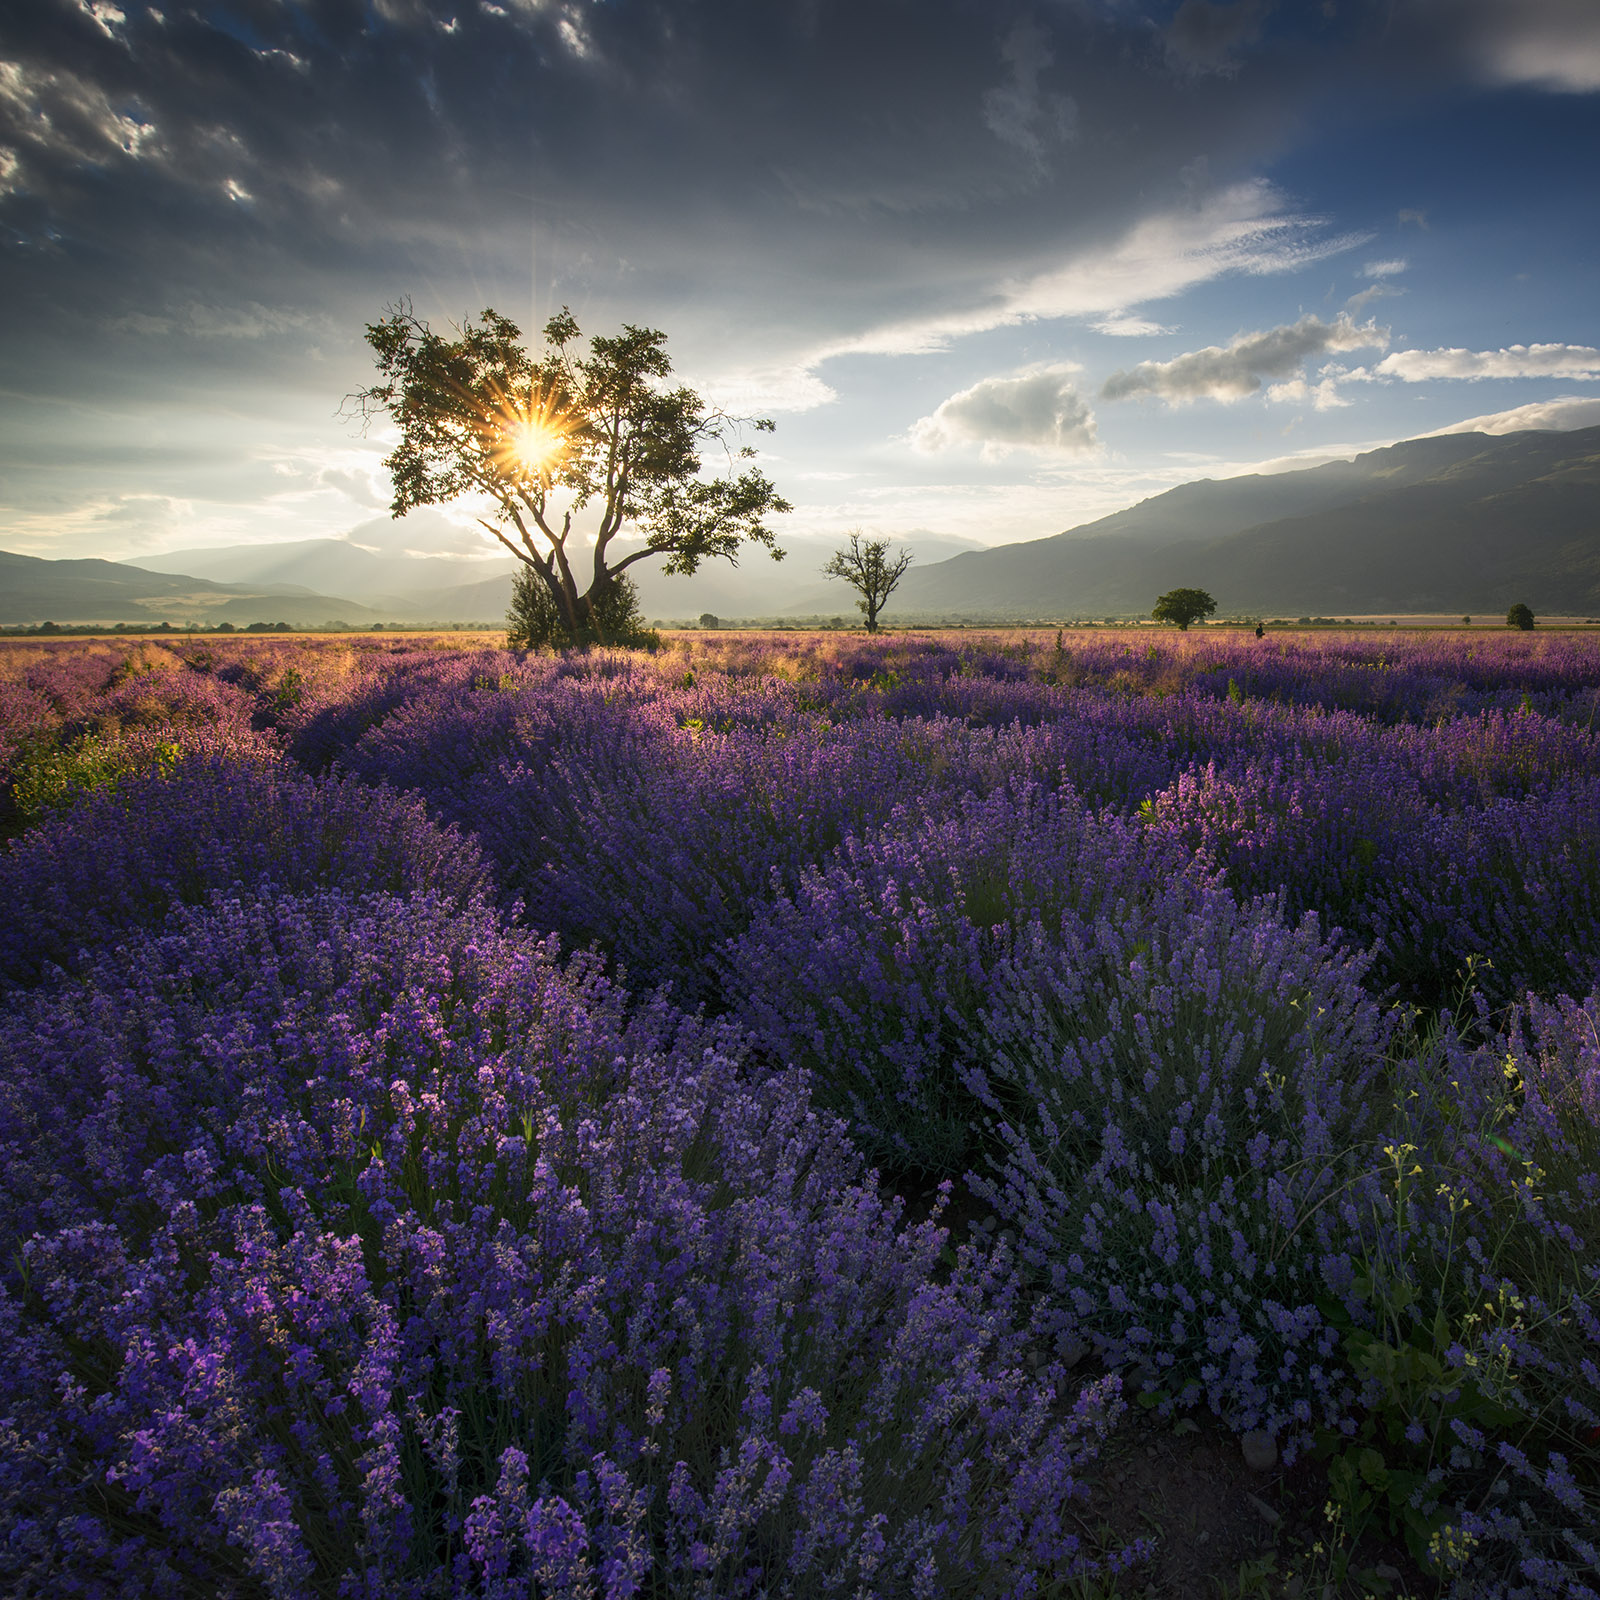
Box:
506, 418, 564, 473
492, 402, 571, 478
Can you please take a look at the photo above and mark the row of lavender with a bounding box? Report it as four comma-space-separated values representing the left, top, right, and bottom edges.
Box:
0, 630, 1595, 1598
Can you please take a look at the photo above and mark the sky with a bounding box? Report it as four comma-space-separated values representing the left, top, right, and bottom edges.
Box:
2, 0, 1599, 569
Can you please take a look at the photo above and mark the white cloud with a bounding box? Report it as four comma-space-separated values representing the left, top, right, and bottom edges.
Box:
1091, 312, 1178, 337
1375, 343, 1600, 381
74, 1, 126, 41
1424, 396, 1600, 435
1362, 258, 1407, 278
909, 364, 1098, 458
697, 365, 838, 415
0, 59, 164, 175
1101, 314, 1388, 403
1264, 375, 1349, 410
821, 180, 1369, 360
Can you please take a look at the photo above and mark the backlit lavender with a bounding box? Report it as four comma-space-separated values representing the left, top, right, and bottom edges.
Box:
1, 627, 1596, 1598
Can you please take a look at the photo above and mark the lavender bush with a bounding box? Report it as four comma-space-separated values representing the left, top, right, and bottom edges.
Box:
727, 781, 1398, 1446
0, 753, 489, 989
0, 888, 1128, 1597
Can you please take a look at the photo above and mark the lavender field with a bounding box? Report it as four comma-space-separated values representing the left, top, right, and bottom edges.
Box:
1, 627, 1596, 1599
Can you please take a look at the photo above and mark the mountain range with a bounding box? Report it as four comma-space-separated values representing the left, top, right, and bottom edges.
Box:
4, 425, 1598, 625
889, 426, 1600, 618
0, 551, 385, 628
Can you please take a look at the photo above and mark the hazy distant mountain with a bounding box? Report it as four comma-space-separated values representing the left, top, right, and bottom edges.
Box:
131, 527, 985, 622
128, 531, 519, 615
0, 549, 380, 626
890, 428, 1600, 618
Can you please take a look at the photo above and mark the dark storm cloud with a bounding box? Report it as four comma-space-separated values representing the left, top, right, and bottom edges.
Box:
1161, 0, 1273, 78
0, 0, 1336, 387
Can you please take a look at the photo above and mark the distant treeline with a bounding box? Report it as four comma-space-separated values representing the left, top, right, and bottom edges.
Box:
0, 620, 498, 637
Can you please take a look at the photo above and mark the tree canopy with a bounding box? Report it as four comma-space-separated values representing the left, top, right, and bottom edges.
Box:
823, 531, 913, 633
348, 304, 791, 645
1151, 588, 1218, 631
1506, 602, 1536, 631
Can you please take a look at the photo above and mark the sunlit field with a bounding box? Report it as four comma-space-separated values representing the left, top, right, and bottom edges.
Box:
2, 627, 1596, 1599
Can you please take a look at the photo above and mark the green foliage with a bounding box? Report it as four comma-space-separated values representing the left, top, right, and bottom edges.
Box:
1151, 588, 1218, 630
4, 731, 180, 837
1506, 602, 1536, 630
822, 530, 914, 633
1313, 1012, 1600, 1590
350, 302, 791, 641
506, 566, 657, 651
1317, 1270, 1522, 1574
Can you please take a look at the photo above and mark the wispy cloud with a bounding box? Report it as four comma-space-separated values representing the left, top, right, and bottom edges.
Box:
981, 19, 1077, 171
1375, 343, 1600, 381
1101, 314, 1387, 404
823, 181, 1369, 361
1425, 396, 1600, 434
1091, 312, 1179, 337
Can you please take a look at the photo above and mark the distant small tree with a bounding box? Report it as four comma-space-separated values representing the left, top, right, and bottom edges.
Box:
1506, 602, 1535, 631
1151, 588, 1217, 631
823, 530, 913, 633
698, 613, 720, 630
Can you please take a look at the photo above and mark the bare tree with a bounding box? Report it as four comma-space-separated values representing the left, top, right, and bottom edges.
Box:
823, 531, 913, 633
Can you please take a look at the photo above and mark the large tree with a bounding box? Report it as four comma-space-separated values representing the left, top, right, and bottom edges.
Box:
349, 304, 791, 643
823, 531, 913, 633
1151, 587, 1217, 631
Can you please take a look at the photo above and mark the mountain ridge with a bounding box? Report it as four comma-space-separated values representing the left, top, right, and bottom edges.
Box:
6, 426, 1599, 623
888, 426, 1600, 617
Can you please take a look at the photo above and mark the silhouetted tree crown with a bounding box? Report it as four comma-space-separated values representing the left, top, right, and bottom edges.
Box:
348, 303, 790, 646
1506, 602, 1536, 631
